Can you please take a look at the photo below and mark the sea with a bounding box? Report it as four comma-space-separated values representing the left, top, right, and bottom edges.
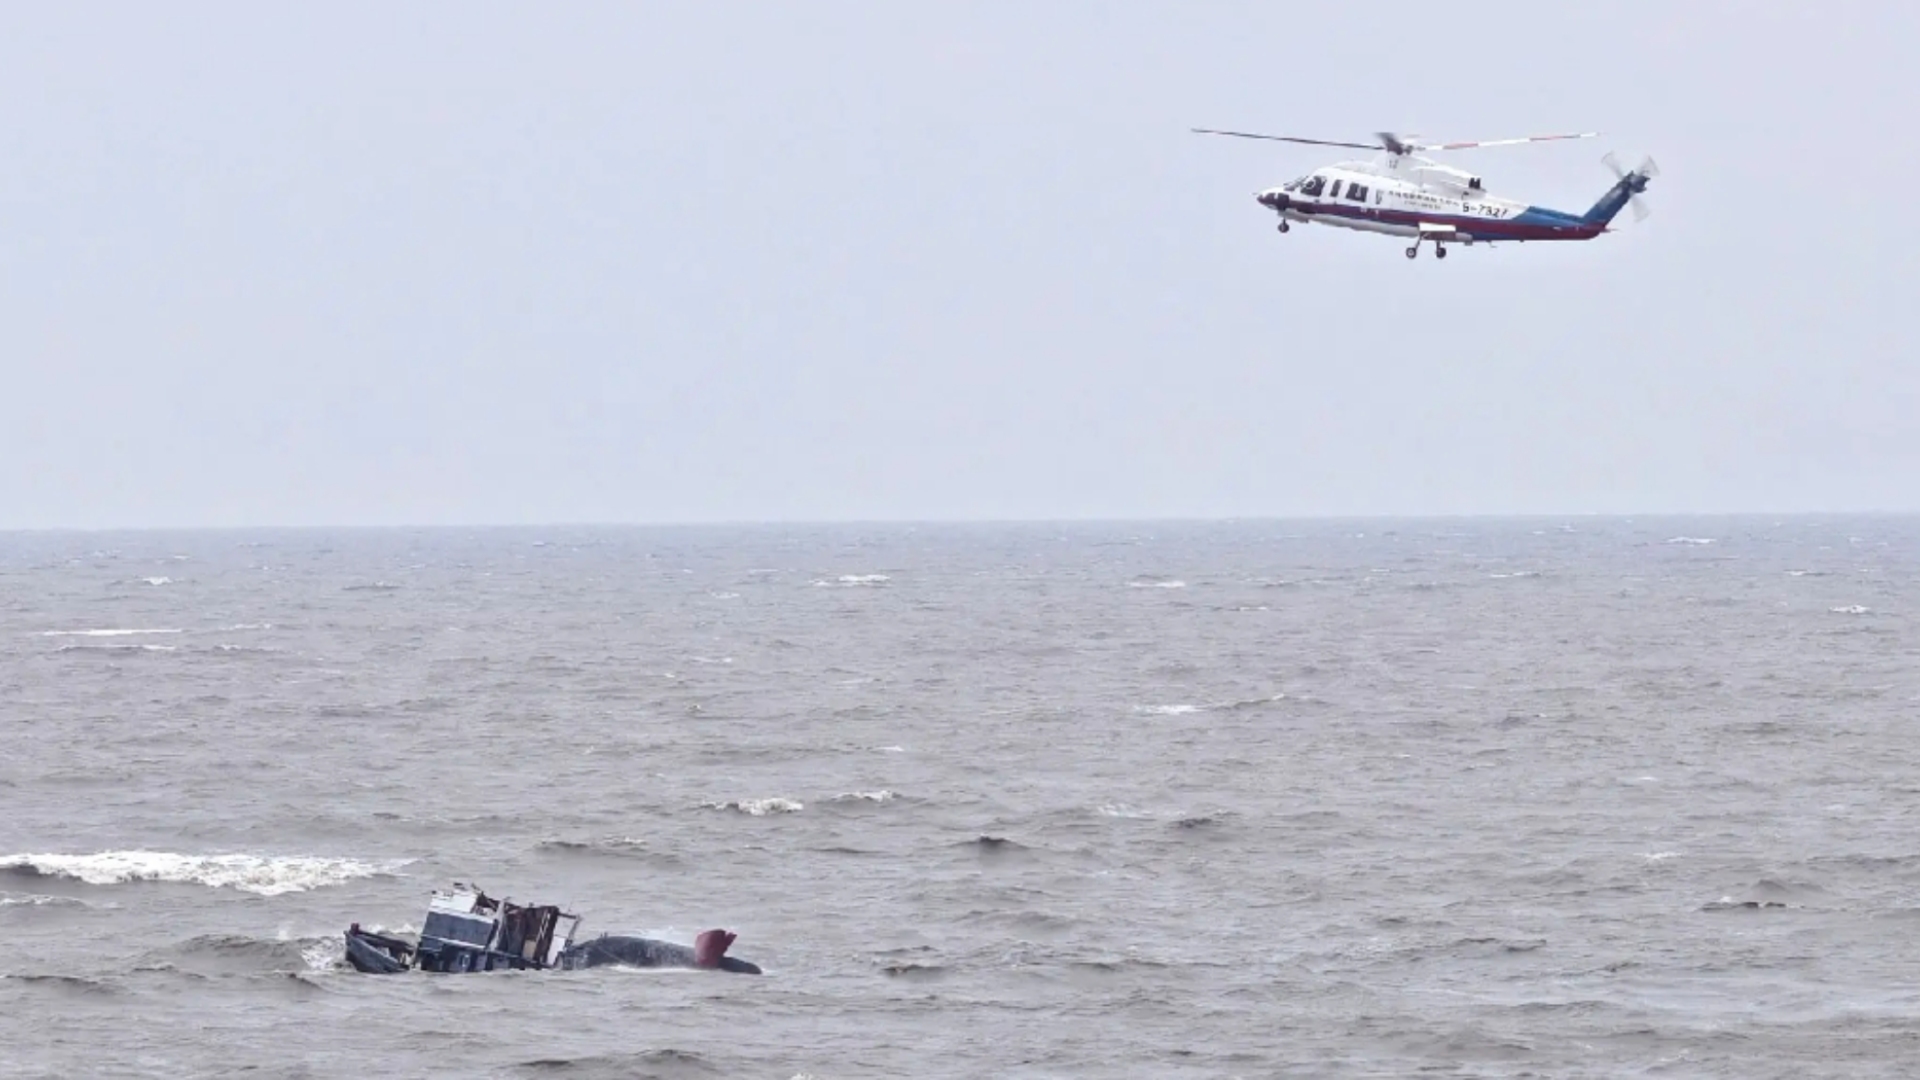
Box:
1, 519, 1916, 1079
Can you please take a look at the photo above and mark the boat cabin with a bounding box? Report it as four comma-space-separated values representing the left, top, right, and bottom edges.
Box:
346, 884, 581, 974
418, 886, 581, 972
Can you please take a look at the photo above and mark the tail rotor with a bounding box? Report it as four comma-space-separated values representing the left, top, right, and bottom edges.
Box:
1602, 152, 1659, 222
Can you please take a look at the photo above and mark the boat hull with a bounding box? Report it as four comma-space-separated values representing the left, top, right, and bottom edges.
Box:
343, 928, 414, 974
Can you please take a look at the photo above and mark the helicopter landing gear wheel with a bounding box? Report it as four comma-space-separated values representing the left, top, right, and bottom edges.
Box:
1276, 221, 1290, 233
1435, 245, 1448, 260
1405, 245, 1418, 259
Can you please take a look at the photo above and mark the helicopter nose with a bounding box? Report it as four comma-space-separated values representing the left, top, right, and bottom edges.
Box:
1256, 189, 1288, 210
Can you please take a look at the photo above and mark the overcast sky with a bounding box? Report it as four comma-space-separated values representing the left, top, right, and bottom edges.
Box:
2, 2, 1915, 528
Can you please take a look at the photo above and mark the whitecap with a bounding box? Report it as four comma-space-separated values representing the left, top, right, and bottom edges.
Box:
1097, 803, 1153, 819
838, 574, 890, 585
224, 623, 274, 631
689, 656, 734, 665
1665, 537, 1717, 545
1642, 852, 1682, 862
704, 798, 804, 816
1133, 704, 1201, 716
831, 790, 895, 804
40, 628, 182, 638
142, 577, 172, 586
1830, 605, 1872, 615
57, 643, 176, 653
301, 940, 343, 971
0, 851, 403, 896
1127, 580, 1187, 589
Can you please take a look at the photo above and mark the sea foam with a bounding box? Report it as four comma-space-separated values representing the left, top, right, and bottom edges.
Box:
41, 628, 182, 638
704, 798, 804, 816
0, 851, 402, 896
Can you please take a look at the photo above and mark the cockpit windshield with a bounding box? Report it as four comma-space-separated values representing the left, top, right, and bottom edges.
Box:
1298, 175, 1326, 197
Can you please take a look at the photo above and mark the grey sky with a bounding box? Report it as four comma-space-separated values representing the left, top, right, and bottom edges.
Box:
3, 2, 1915, 527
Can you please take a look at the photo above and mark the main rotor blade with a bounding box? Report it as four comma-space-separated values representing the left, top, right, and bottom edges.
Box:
1190, 129, 1380, 151
1418, 132, 1600, 151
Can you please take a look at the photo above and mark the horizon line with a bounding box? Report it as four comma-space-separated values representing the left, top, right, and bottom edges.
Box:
3, 509, 1917, 533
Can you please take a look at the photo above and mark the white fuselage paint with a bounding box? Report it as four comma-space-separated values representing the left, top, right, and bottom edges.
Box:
1259, 158, 1535, 243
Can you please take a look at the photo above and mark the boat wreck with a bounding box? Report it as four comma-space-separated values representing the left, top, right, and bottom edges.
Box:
343, 884, 761, 975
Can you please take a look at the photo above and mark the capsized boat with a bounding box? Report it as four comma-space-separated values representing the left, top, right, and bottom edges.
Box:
343, 884, 761, 974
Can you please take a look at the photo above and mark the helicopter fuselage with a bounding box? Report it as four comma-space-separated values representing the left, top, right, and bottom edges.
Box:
1258, 158, 1608, 249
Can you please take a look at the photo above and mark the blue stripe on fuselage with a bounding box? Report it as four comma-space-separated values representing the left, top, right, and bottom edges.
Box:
1511, 206, 1586, 228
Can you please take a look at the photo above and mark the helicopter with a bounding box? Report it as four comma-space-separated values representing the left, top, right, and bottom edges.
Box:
1192, 128, 1658, 259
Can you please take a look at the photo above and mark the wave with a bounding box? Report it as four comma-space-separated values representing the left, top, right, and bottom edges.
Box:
0, 893, 87, 908
828, 790, 896, 804
342, 582, 402, 592
143, 933, 341, 975
56, 643, 175, 653
0, 851, 403, 895
702, 798, 803, 816
141, 576, 172, 586
1214, 692, 1287, 710
1127, 579, 1187, 589
1830, 605, 1872, 615
512, 1049, 719, 1078
535, 837, 684, 867
881, 962, 949, 982
963, 835, 1027, 855
1, 973, 118, 997
41, 628, 181, 638
1665, 537, 1717, 545
1702, 897, 1789, 912
1133, 693, 1284, 717
812, 574, 891, 587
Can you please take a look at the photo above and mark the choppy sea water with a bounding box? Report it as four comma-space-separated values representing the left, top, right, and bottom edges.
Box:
2, 519, 1916, 1079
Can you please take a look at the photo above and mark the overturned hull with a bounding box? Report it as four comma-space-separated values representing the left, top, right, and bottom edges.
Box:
560, 933, 761, 974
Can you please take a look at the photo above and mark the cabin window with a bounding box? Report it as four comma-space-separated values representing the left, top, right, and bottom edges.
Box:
1374, 189, 1383, 205
1347, 184, 1368, 202
1328, 179, 1343, 199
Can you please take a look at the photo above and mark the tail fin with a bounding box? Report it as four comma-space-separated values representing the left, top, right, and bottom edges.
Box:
1582, 156, 1657, 228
